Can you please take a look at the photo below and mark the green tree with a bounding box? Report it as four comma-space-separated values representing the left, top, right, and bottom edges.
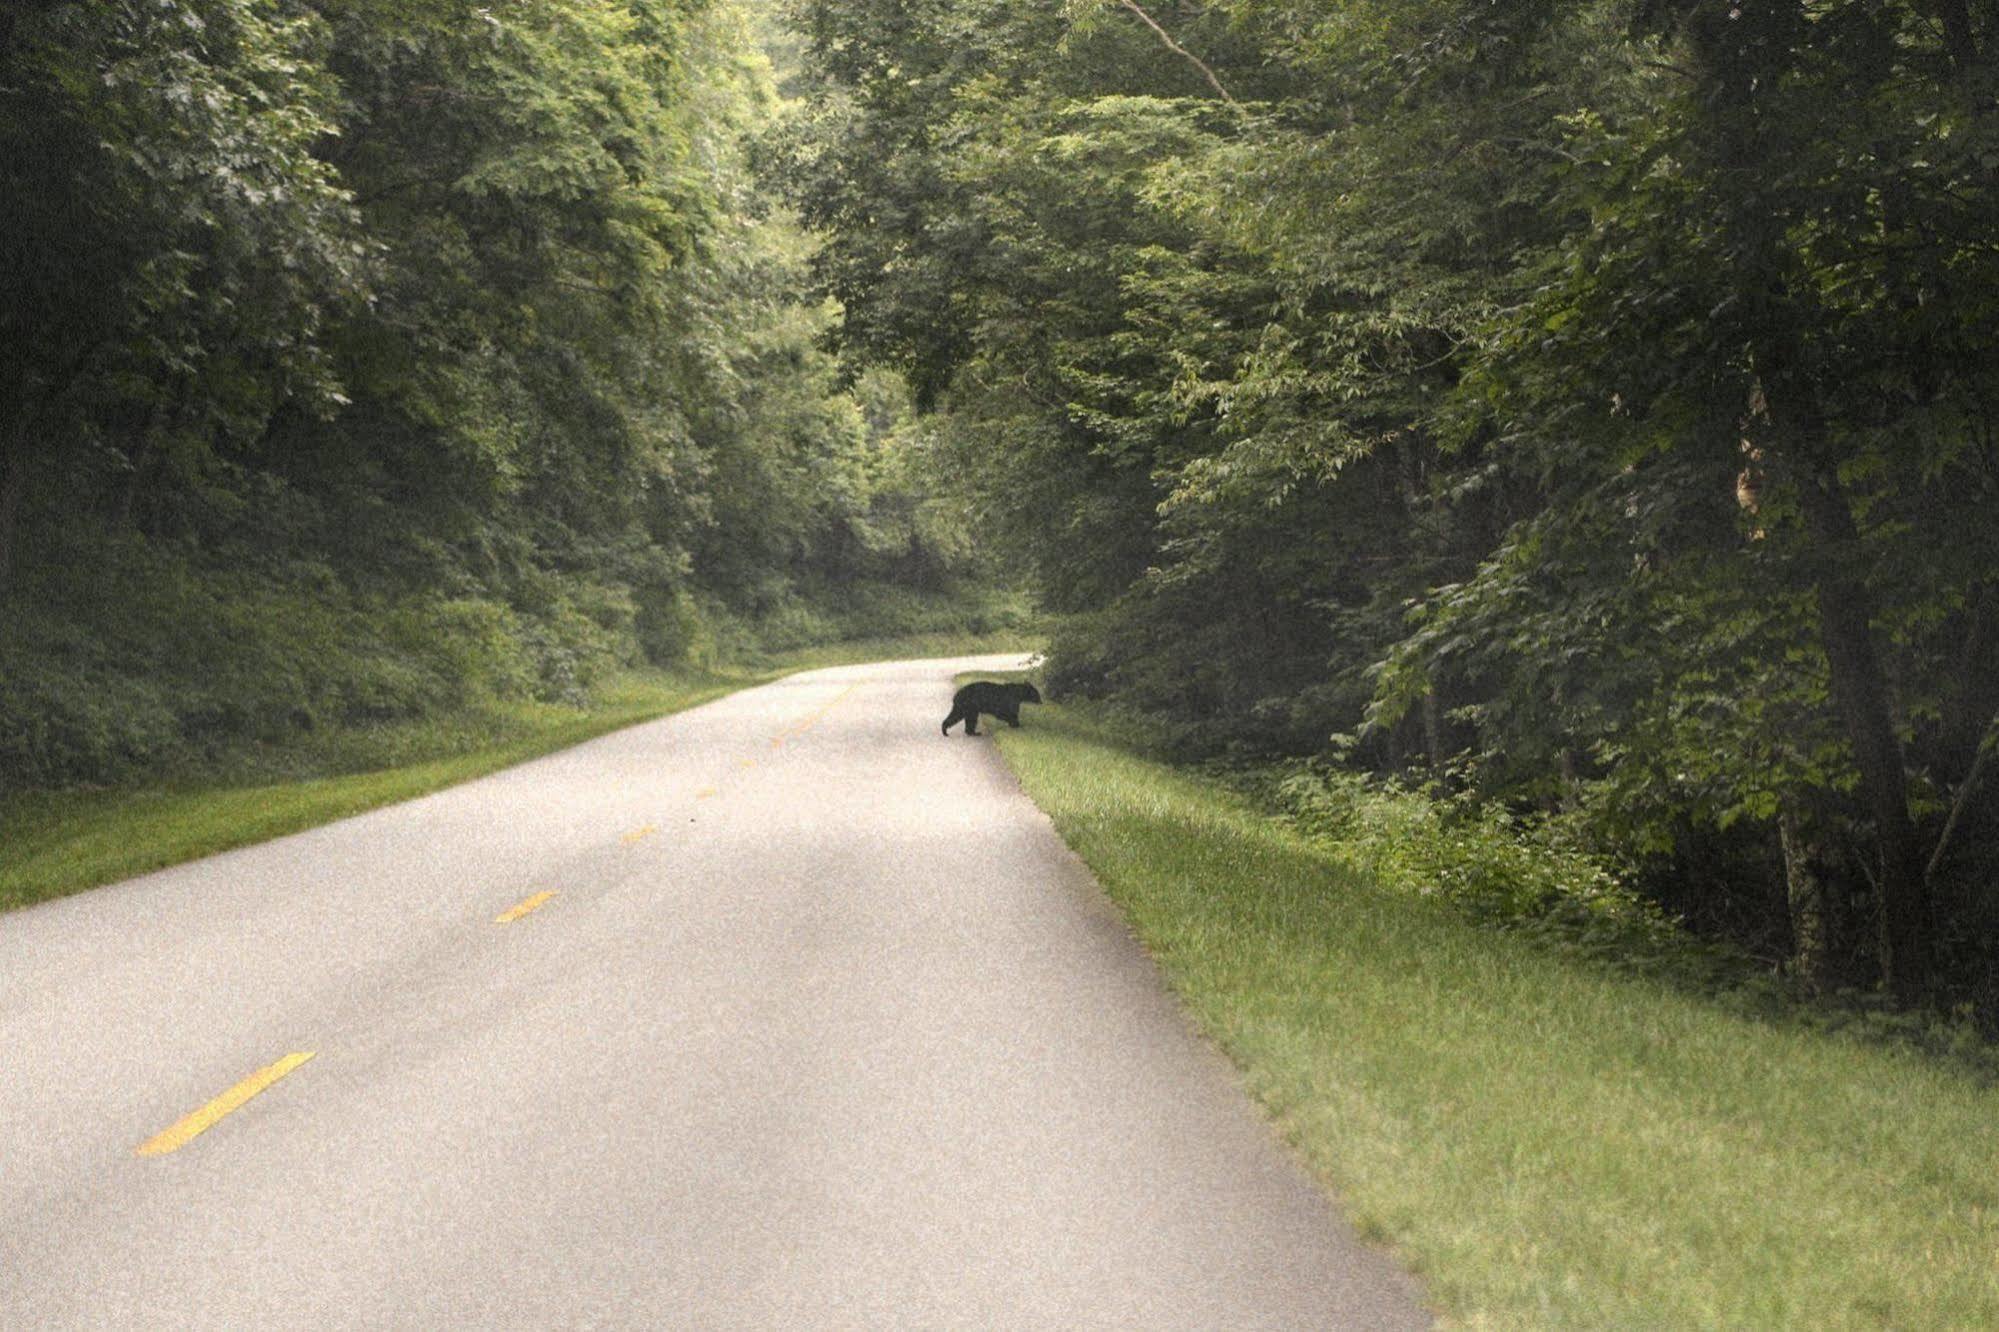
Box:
784, 0, 1999, 1006
1466, 0, 1999, 997
0, 0, 365, 591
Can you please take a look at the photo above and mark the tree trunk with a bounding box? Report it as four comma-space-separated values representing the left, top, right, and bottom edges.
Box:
1943, 581, 1999, 772
1779, 808, 1852, 993
0, 439, 26, 600
117, 397, 172, 530
1421, 688, 1445, 775
1791, 458, 1930, 1000
1397, 438, 1447, 775
1690, 0, 1938, 1001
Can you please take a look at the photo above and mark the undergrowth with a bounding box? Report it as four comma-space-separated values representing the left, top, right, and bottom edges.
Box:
0, 522, 1031, 795
1246, 760, 1999, 1078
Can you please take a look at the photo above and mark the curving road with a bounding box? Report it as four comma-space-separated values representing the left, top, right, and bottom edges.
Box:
0, 656, 1428, 1328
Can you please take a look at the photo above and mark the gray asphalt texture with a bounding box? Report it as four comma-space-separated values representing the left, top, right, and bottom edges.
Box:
0, 655, 1429, 1329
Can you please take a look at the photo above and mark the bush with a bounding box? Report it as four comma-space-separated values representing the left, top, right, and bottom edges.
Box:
0, 642, 184, 786
1268, 762, 1680, 942
1244, 760, 1999, 1068
383, 598, 536, 708
747, 595, 840, 652
0, 523, 654, 787
701, 579, 1034, 661
634, 582, 705, 666
516, 592, 628, 706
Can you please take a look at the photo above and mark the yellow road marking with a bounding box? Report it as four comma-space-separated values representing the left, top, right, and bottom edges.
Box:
621, 824, 657, 845
737, 758, 757, 769
772, 683, 859, 748
135, 1052, 316, 1157
796, 684, 858, 733
495, 890, 557, 924
695, 787, 718, 800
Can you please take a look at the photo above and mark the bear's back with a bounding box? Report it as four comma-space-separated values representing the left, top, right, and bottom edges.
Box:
953, 681, 1038, 704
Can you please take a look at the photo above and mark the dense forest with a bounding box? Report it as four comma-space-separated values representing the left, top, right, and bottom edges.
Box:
779, 0, 1999, 1013
4, 0, 1996, 1017
0, 0, 994, 791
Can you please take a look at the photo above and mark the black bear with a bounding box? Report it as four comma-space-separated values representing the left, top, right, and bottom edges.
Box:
942, 681, 1042, 735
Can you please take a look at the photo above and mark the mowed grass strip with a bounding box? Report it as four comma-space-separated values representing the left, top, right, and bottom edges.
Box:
1, 633, 1036, 915
0, 668, 746, 914
993, 705, 1999, 1329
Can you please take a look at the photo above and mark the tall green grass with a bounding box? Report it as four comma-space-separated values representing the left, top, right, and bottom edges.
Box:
994, 704, 1999, 1328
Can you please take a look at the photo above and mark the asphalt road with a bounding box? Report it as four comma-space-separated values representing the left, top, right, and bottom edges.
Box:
0, 655, 1428, 1328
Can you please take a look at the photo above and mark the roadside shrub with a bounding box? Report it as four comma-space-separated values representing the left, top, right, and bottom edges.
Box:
683, 596, 758, 668
382, 598, 536, 708
517, 593, 625, 706
804, 580, 1026, 640
732, 580, 1034, 656
0, 527, 644, 787
0, 636, 185, 786
1268, 762, 1683, 948
814, 581, 932, 638
634, 582, 705, 665
748, 595, 839, 652
1254, 760, 1999, 1066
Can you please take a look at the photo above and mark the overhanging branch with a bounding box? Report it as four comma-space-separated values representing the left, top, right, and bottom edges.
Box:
1115, 0, 1237, 105
1926, 709, 1999, 883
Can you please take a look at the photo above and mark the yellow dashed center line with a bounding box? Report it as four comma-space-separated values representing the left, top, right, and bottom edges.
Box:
495, 890, 557, 924
135, 1052, 316, 1157
771, 683, 859, 749
796, 683, 858, 733
130, 682, 878, 1165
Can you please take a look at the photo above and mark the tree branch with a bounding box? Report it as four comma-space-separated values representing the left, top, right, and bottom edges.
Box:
1926, 709, 1999, 884
1115, 0, 1237, 106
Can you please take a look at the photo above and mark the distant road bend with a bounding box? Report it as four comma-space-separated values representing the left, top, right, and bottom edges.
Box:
0, 655, 1428, 1328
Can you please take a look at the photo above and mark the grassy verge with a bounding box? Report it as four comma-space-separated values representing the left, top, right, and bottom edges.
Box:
0, 632, 1034, 915
992, 700, 1999, 1329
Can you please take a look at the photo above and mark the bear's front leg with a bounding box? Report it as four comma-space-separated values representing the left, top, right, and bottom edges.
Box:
964, 711, 981, 735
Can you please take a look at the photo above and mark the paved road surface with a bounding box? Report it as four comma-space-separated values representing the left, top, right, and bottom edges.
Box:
0, 656, 1428, 1328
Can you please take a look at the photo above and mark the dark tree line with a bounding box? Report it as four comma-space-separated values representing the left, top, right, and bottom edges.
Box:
781, 0, 1999, 1009
0, 0, 984, 789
